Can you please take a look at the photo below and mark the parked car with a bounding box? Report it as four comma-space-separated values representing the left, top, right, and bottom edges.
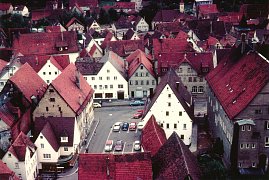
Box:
133, 112, 143, 119
104, 140, 113, 152
115, 140, 124, 151
129, 122, 137, 131
137, 121, 146, 130
133, 140, 141, 151
113, 122, 122, 132
129, 100, 145, 106
93, 102, 102, 108
121, 122, 129, 131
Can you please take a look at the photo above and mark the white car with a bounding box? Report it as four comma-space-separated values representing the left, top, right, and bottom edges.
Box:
134, 140, 141, 151
137, 121, 146, 130
113, 122, 122, 132
93, 102, 102, 108
104, 140, 113, 152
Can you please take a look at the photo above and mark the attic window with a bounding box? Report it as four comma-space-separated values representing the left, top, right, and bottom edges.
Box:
140, 65, 143, 70
49, 89, 54, 92
232, 100, 237, 104
61, 136, 68, 142
202, 67, 209, 73
59, 47, 63, 51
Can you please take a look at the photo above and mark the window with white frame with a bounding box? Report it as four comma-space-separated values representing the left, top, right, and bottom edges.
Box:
246, 144, 250, 149
241, 125, 245, 131
168, 102, 171, 107
252, 143, 256, 149
252, 162, 256, 167
238, 162, 242, 168
15, 163, 19, 169
43, 154, 51, 159
266, 121, 269, 129
198, 86, 204, 92
247, 125, 251, 131
183, 124, 186, 129
41, 144, 44, 148
240, 144, 244, 149
61, 136, 68, 142
64, 147, 68, 151
192, 86, 197, 93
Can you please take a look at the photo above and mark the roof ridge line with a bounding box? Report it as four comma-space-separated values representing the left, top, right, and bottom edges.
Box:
175, 133, 190, 174
152, 117, 163, 146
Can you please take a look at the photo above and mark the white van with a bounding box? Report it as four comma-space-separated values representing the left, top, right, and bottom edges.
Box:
93, 102, 102, 108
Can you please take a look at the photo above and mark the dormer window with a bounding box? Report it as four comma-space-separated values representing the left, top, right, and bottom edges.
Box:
202, 67, 209, 73
59, 47, 63, 51
61, 136, 68, 142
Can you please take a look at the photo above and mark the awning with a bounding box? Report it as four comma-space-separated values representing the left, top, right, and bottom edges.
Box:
236, 119, 255, 126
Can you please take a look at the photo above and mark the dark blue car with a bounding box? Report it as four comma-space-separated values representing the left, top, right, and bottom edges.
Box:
121, 122, 129, 131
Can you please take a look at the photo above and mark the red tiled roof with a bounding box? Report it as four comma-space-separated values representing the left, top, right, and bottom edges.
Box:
69, 0, 98, 8
65, 17, 83, 28
79, 152, 152, 180
89, 44, 97, 57
0, 160, 19, 180
127, 49, 155, 78
45, 26, 62, 33
176, 30, 188, 40
0, 3, 12, 11
152, 132, 201, 180
11, 108, 32, 141
9, 63, 47, 103
153, 38, 194, 61
153, 10, 180, 23
18, 55, 68, 73
12, 31, 79, 55
157, 52, 213, 76
0, 59, 7, 72
8, 131, 36, 161
198, 4, 219, 15
141, 115, 167, 157
100, 31, 115, 49
35, 117, 76, 151
51, 63, 94, 115
220, 34, 237, 47
106, 40, 144, 57
218, 12, 242, 24
206, 46, 269, 119
114, 2, 135, 9
31, 10, 52, 21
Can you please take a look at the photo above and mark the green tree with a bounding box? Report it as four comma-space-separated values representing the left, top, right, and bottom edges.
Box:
98, 8, 110, 25
108, 8, 118, 22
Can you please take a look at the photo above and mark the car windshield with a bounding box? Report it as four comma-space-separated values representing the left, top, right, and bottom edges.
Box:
116, 141, 121, 145
130, 123, 135, 126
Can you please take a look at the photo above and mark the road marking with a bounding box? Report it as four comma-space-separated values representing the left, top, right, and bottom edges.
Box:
122, 142, 126, 154
85, 119, 99, 153
127, 130, 129, 133
132, 142, 134, 153
135, 129, 138, 133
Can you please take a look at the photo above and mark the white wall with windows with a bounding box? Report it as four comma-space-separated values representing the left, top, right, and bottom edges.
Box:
34, 133, 59, 170
38, 59, 62, 85
84, 61, 128, 100
143, 84, 193, 145
2, 145, 38, 180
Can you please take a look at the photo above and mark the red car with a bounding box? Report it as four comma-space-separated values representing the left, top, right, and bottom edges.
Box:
129, 122, 137, 131
133, 112, 142, 119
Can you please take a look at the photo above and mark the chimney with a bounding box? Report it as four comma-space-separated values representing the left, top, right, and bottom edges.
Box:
76, 69, 80, 89
176, 81, 180, 90
241, 33, 246, 54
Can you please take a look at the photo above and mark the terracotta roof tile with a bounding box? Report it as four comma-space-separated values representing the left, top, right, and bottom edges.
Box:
152, 132, 201, 180
157, 52, 213, 76
100, 31, 115, 49
11, 108, 32, 141
144, 69, 193, 119
51, 63, 94, 115
9, 63, 47, 103
0, 3, 12, 11
206, 46, 269, 119
127, 49, 155, 78
106, 40, 144, 57
45, 26, 62, 33
18, 55, 69, 73
0, 160, 19, 180
75, 60, 104, 75
153, 10, 180, 22
153, 39, 194, 61
69, 0, 98, 8
79, 152, 152, 180
34, 117, 75, 151
8, 131, 36, 161
0, 59, 7, 72
198, 4, 219, 15
141, 115, 167, 157
89, 44, 97, 57
65, 17, 83, 28
12, 31, 79, 55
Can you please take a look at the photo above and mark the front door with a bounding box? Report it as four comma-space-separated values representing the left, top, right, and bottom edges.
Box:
117, 91, 124, 99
